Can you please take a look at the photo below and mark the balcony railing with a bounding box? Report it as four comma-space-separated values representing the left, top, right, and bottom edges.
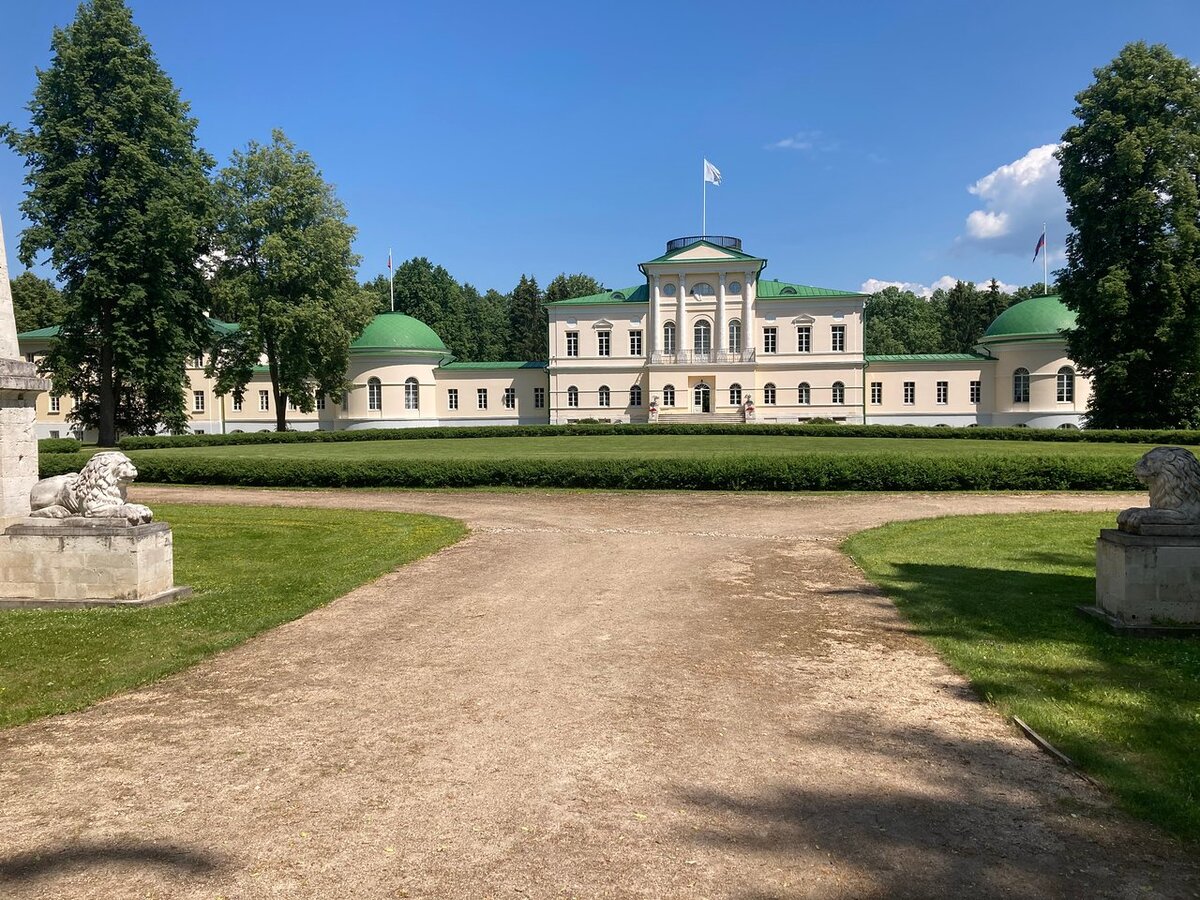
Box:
664, 235, 743, 253
650, 349, 756, 365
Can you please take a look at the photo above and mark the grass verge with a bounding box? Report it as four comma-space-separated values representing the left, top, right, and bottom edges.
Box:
0, 503, 466, 729
845, 512, 1200, 841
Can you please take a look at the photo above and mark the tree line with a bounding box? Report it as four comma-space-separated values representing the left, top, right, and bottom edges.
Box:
864, 280, 1055, 356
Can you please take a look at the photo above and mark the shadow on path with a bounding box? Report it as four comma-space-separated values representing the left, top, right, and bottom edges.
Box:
0, 840, 224, 886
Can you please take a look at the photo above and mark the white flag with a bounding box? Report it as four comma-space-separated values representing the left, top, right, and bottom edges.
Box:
703, 159, 722, 185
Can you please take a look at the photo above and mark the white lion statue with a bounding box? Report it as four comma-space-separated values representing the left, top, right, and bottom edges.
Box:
29, 451, 154, 525
1117, 446, 1200, 531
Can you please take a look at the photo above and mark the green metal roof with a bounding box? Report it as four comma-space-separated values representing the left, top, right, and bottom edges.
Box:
756, 279, 865, 300
18, 316, 240, 342
544, 283, 649, 307
641, 240, 766, 265
349, 312, 449, 355
982, 294, 1074, 342
867, 353, 993, 363
440, 361, 547, 370
16, 325, 59, 340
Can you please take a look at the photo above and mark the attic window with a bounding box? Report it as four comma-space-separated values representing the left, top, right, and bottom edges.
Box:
780, 286, 797, 295
611, 291, 625, 301
691, 282, 715, 296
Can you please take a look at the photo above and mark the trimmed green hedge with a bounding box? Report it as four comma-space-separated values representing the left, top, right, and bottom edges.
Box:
115, 422, 1200, 452
38, 437, 83, 454
41, 450, 1140, 492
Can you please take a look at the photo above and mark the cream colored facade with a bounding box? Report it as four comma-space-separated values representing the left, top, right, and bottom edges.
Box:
17, 234, 1091, 437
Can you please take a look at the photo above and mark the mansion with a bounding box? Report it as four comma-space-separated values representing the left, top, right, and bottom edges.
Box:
18, 235, 1090, 438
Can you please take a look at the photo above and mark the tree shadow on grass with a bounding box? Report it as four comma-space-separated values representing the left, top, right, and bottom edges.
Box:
0, 840, 224, 886
674, 715, 1200, 899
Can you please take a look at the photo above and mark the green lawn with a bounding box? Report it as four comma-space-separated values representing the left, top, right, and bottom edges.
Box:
127, 434, 1191, 462
845, 512, 1200, 841
0, 503, 465, 729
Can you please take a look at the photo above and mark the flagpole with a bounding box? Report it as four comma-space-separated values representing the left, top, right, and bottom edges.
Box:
389, 247, 395, 312
1043, 224, 1048, 294
702, 159, 706, 236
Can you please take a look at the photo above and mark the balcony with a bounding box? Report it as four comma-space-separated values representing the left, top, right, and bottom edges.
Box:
664, 235, 743, 253
650, 349, 756, 365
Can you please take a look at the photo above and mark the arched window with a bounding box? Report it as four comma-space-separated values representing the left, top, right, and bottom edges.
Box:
691, 282, 715, 297
832, 381, 845, 405
693, 319, 712, 354
663, 321, 677, 355
404, 377, 419, 410
1013, 368, 1030, 403
368, 377, 382, 411
598, 385, 611, 407
729, 383, 742, 406
798, 382, 811, 405
663, 384, 676, 407
630, 384, 642, 407
1057, 366, 1075, 403
567, 386, 579, 408
728, 319, 742, 353
763, 383, 776, 405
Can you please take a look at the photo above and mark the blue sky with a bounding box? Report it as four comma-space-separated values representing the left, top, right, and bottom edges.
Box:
3, 0, 1200, 298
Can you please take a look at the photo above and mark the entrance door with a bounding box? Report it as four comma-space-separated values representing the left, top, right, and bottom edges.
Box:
693, 382, 711, 413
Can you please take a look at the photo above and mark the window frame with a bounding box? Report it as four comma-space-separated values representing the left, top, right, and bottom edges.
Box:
404, 377, 419, 411
936, 381, 948, 405
1057, 367, 1075, 403
728, 319, 742, 353
259, 389, 270, 412
597, 330, 611, 357
831, 324, 846, 352
566, 331, 579, 357
663, 322, 677, 355
903, 381, 915, 405
630, 384, 642, 407
567, 385, 579, 408
797, 325, 812, 353
798, 382, 811, 405
969, 380, 981, 404
662, 384, 676, 407
763, 327, 778, 354
503, 386, 516, 409
763, 383, 776, 405
693, 319, 712, 354
598, 385, 611, 407
870, 381, 882, 405
629, 330, 643, 356
729, 383, 742, 406
448, 388, 459, 411
832, 381, 845, 405
1013, 368, 1030, 404
533, 387, 545, 409
368, 377, 383, 412
477, 387, 488, 410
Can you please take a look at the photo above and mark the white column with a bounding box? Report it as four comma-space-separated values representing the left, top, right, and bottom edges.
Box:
716, 272, 727, 356
742, 272, 754, 357
676, 273, 687, 357
649, 274, 659, 358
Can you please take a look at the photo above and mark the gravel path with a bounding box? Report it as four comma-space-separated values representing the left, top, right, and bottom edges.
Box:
1, 488, 1196, 899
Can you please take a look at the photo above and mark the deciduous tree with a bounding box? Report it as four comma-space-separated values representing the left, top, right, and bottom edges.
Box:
2, 0, 214, 442
1058, 42, 1200, 428
211, 130, 373, 431
9, 271, 67, 334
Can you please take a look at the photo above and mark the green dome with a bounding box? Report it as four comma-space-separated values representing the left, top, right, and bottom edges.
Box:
982, 294, 1075, 342
350, 313, 448, 355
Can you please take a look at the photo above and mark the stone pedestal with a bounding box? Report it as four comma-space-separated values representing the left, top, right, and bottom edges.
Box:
0, 358, 50, 529
1080, 529, 1200, 635
0, 519, 191, 609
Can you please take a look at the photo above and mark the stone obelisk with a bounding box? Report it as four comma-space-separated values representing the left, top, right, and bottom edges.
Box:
0, 213, 50, 527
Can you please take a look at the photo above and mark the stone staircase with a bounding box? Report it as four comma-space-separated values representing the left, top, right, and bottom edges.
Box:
656, 412, 746, 425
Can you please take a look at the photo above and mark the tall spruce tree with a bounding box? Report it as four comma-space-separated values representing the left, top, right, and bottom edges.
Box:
506, 274, 545, 361
2, 0, 214, 442
211, 131, 373, 431
1058, 42, 1200, 428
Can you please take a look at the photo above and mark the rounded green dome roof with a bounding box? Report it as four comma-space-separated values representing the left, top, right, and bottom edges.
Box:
350, 313, 448, 355
982, 294, 1075, 342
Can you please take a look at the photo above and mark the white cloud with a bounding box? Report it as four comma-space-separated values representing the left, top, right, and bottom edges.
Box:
860, 275, 1021, 297
960, 143, 1066, 256
765, 130, 836, 152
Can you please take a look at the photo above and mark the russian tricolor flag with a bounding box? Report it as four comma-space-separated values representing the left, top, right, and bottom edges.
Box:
1032, 231, 1046, 262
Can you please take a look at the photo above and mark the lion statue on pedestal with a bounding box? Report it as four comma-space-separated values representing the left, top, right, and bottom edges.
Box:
1117, 446, 1200, 531
29, 450, 153, 525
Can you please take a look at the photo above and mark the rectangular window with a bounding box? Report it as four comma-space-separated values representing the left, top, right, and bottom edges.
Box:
970, 380, 981, 404
566, 331, 579, 357
763, 327, 778, 354
190, 355, 204, 369
797, 326, 811, 353
763, 384, 776, 405
288, 398, 298, 411
233, 395, 243, 412
503, 387, 516, 409
903, 382, 915, 405
316, 392, 326, 411
259, 390, 270, 411
448, 388, 459, 410
936, 381, 948, 405
26, 352, 35, 363
831, 324, 846, 352
49, 394, 61, 414
870, 382, 882, 405
49, 430, 60, 439
629, 330, 642, 356
533, 387, 545, 409
597, 330, 611, 357
193, 390, 205, 412
477, 388, 488, 410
